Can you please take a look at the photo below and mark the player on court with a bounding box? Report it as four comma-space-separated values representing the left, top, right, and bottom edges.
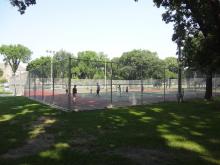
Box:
72, 85, 77, 103
96, 83, 100, 96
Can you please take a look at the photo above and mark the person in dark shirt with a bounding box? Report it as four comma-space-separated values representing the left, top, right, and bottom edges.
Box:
72, 85, 77, 103
126, 86, 128, 93
96, 83, 100, 96
118, 84, 121, 96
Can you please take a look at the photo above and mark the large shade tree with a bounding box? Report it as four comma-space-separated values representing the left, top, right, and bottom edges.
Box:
116, 49, 164, 80
26, 56, 51, 78
164, 57, 178, 79
75, 51, 109, 79
0, 44, 32, 95
0, 44, 32, 75
146, 0, 220, 100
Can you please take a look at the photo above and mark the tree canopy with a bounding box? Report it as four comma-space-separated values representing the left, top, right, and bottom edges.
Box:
0, 44, 32, 74
114, 50, 165, 80
148, 0, 220, 99
27, 49, 177, 80
10, 0, 36, 14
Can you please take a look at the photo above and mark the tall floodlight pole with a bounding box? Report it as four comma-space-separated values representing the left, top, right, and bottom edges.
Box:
177, 45, 182, 103
46, 50, 56, 90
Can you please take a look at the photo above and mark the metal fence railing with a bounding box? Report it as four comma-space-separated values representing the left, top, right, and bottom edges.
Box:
22, 58, 220, 111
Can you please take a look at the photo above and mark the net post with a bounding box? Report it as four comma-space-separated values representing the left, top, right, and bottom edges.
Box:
68, 56, 72, 110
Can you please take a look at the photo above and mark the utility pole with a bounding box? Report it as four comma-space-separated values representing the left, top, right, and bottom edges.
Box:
46, 50, 56, 90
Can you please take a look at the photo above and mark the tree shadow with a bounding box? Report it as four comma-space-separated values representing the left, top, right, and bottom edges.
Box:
0, 96, 220, 165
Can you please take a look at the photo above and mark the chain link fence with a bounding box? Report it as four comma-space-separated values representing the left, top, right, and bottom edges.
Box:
23, 58, 220, 111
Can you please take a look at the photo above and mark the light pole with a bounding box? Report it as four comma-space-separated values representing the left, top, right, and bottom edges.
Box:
46, 50, 56, 90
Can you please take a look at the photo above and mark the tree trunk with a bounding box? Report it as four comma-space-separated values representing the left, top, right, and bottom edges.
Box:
13, 73, 17, 96
204, 71, 212, 100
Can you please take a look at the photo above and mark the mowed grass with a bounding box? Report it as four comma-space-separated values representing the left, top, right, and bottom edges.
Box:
0, 97, 220, 165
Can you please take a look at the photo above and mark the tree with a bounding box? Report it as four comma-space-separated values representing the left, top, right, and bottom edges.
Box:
164, 57, 178, 79
118, 49, 164, 80
148, 0, 220, 100
27, 56, 51, 78
0, 44, 32, 95
9, 0, 36, 14
76, 51, 109, 79
0, 44, 32, 74
53, 50, 73, 78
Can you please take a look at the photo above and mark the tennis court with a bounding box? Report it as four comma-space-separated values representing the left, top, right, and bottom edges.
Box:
24, 82, 213, 111
23, 57, 220, 111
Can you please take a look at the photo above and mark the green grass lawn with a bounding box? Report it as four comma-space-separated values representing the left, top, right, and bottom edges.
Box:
0, 97, 220, 165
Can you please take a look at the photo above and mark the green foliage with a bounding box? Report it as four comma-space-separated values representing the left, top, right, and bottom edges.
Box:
53, 50, 73, 78
27, 49, 177, 80
150, 0, 220, 99
116, 50, 165, 79
10, 0, 36, 14
151, 0, 220, 71
0, 44, 32, 74
164, 57, 178, 78
27, 56, 51, 78
74, 51, 109, 79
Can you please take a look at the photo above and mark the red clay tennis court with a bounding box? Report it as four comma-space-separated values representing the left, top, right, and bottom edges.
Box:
24, 86, 210, 111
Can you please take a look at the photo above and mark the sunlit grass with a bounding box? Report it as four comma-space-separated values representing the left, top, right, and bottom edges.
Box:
0, 96, 220, 165
162, 134, 208, 154
0, 114, 15, 121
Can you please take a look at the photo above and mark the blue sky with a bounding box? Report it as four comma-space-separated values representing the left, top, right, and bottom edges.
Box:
0, 0, 176, 61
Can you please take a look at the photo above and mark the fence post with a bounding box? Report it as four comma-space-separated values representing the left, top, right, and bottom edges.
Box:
177, 46, 182, 103
68, 57, 72, 110
52, 62, 55, 104
42, 66, 44, 101
28, 72, 31, 97
164, 67, 166, 102
110, 62, 113, 107
34, 74, 36, 99
141, 64, 143, 105
214, 73, 217, 97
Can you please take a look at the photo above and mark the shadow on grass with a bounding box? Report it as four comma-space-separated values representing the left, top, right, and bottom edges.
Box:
0, 96, 220, 165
